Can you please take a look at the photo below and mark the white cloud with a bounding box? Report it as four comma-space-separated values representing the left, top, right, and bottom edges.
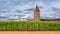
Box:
8, 16, 19, 19
0, 0, 60, 20
0, 14, 5, 17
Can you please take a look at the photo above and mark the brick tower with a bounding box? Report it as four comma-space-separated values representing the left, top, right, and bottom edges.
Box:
34, 0, 40, 21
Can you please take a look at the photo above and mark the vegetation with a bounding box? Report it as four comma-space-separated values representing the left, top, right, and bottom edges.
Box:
0, 21, 60, 31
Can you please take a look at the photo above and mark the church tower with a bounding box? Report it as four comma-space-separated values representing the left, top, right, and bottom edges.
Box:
34, 0, 40, 21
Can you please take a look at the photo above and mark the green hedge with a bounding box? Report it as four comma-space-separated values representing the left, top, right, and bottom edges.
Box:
0, 21, 60, 31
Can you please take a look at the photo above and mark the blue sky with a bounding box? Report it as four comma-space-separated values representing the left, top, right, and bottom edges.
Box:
0, 0, 60, 20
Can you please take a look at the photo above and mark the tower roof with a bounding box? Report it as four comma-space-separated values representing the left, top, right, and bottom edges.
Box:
35, 5, 39, 10
35, 0, 39, 10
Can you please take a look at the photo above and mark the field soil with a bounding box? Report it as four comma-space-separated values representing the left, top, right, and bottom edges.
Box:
0, 31, 60, 34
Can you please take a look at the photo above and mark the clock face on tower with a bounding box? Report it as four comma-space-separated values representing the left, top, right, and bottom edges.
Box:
37, 10, 39, 12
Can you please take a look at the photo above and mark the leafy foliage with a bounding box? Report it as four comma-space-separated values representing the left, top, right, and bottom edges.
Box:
0, 21, 60, 31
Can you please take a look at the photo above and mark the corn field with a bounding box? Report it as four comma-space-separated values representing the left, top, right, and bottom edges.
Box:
0, 21, 60, 31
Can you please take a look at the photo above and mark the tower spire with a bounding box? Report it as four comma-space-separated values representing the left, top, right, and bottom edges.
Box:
35, 0, 39, 10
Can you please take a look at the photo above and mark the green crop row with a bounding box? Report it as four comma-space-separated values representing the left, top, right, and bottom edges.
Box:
0, 21, 60, 31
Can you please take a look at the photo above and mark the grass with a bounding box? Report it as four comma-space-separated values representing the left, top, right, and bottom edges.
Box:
0, 21, 60, 31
